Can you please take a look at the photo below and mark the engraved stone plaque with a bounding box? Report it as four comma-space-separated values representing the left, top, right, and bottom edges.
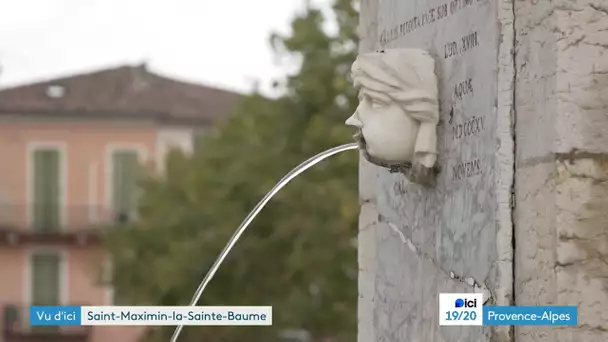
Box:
368, 0, 514, 340
377, 0, 499, 282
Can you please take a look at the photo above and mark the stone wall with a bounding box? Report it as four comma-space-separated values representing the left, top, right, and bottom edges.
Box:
514, 0, 608, 340
357, 0, 608, 341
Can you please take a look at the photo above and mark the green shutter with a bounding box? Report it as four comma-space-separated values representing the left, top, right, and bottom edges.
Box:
112, 151, 140, 220
31, 253, 61, 305
32, 149, 61, 232
192, 130, 203, 151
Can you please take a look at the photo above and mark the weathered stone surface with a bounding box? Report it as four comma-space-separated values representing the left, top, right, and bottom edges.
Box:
357, 3, 380, 342
514, 156, 608, 341
358, 202, 378, 342
358, 0, 608, 340
514, 161, 558, 341
514, 161, 558, 304
555, 157, 608, 331
513, 0, 558, 163
514, 0, 608, 340
554, 2, 608, 154
515, 0, 608, 159
374, 217, 491, 342
359, 152, 379, 204
356, 0, 514, 341
354, 0, 516, 340
375, 0, 507, 282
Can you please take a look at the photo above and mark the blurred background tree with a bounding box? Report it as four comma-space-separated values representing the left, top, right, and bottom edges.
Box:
105, 0, 359, 341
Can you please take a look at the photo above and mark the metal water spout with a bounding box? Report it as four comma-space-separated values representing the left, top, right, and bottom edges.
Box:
170, 48, 440, 342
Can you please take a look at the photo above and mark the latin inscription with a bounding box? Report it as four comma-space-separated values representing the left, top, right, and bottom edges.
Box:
452, 116, 485, 141
461, 31, 480, 53
449, 0, 477, 14
454, 78, 473, 100
452, 159, 483, 180
374, 0, 501, 295
444, 31, 479, 59
449, 76, 484, 175
379, 0, 484, 44
390, 158, 485, 185
378, 0, 492, 184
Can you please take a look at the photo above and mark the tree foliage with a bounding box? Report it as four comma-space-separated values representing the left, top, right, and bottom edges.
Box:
105, 1, 359, 341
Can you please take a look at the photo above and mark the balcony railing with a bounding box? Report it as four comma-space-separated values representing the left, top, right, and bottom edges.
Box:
0, 204, 136, 246
2, 304, 92, 342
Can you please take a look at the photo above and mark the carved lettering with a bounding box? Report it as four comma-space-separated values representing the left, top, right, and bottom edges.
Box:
452, 158, 483, 180
461, 31, 479, 53
453, 78, 473, 100
437, 4, 448, 20
444, 41, 458, 59
452, 116, 485, 140
449, 0, 476, 15
379, 0, 485, 44
444, 31, 480, 59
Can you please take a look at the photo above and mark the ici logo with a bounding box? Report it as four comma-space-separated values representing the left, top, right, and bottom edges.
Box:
455, 298, 477, 308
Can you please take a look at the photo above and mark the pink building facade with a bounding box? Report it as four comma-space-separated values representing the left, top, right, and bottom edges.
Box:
0, 65, 240, 342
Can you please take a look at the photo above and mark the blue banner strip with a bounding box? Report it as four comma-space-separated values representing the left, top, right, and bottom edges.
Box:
30, 306, 82, 326
483, 306, 577, 326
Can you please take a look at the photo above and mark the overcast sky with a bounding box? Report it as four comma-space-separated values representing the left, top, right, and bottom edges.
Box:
0, 0, 332, 96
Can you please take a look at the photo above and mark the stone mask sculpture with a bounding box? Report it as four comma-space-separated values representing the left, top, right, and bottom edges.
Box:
346, 49, 440, 186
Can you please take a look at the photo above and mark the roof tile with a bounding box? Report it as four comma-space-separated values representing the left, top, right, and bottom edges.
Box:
0, 64, 243, 124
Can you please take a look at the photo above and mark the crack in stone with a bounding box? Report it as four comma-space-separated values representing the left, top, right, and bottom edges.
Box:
556, 252, 608, 268
559, 231, 608, 241
558, 150, 608, 163
381, 215, 493, 304
577, 323, 608, 332
561, 34, 587, 49
590, 4, 608, 16
519, 151, 608, 169
522, 4, 583, 28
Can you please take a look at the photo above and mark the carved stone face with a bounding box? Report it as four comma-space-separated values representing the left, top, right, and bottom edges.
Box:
346, 90, 419, 164
346, 49, 440, 170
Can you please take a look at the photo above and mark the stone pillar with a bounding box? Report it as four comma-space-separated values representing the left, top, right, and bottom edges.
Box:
357, 0, 608, 341
357, 0, 515, 340
359, 0, 514, 342
514, 0, 608, 340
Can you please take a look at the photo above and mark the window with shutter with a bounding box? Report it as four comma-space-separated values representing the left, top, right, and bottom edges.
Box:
111, 150, 141, 223
32, 149, 61, 232
30, 251, 62, 332
31, 252, 61, 306
192, 129, 207, 152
